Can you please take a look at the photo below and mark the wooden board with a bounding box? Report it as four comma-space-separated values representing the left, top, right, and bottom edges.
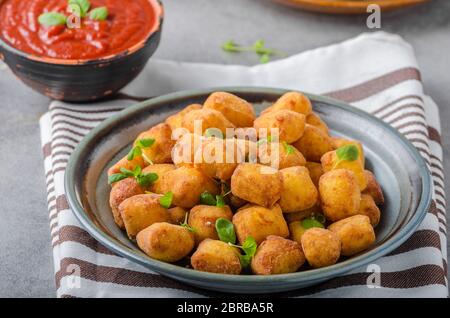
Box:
275, 0, 429, 14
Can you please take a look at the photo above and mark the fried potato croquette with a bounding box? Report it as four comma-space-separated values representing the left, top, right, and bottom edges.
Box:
251, 236, 305, 275
362, 170, 384, 205
137, 222, 195, 263
301, 228, 341, 268
194, 138, 243, 181
167, 207, 188, 225
293, 124, 335, 162
242, 138, 259, 162
119, 194, 170, 239
165, 104, 202, 131
142, 164, 176, 194
135, 123, 175, 164
319, 169, 361, 222
289, 221, 307, 244
321, 150, 367, 191
227, 191, 248, 209
225, 137, 258, 164
305, 162, 324, 187
358, 194, 381, 227
182, 108, 235, 135
228, 194, 248, 209
332, 137, 365, 167
328, 215, 375, 256
221, 181, 248, 209
279, 166, 318, 213
306, 112, 329, 134
262, 91, 312, 116
188, 205, 234, 245
158, 166, 219, 208
232, 204, 289, 245
203, 92, 256, 128
171, 132, 204, 167
231, 163, 282, 208
109, 178, 145, 228
254, 110, 306, 144
191, 239, 242, 274
235, 203, 254, 212
284, 204, 322, 223
258, 141, 306, 170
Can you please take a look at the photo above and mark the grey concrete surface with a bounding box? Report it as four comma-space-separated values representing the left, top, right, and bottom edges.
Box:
0, 0, 449, 297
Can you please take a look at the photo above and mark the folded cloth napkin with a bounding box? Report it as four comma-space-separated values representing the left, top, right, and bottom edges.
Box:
39, 31, 448, 298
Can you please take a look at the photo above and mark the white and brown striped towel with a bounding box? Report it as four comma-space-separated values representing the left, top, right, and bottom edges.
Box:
39, 32, 448, 297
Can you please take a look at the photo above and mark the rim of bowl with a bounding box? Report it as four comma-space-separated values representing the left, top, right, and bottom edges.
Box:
0, 0, 163, 66
65, 87, 432, 287
276, 0, 429, 9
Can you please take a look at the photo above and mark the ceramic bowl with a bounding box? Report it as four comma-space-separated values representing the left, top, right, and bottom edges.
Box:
0, 0, 163, 102
65, 87, 432, 293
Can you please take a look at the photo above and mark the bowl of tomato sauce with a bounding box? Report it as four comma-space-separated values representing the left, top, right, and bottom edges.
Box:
0, 0, 163, 102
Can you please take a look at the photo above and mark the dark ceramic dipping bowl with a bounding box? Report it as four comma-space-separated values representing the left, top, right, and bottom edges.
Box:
0, 0, 163, 102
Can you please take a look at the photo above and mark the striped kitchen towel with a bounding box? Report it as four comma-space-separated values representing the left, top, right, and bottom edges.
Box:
39, 31, 448, 297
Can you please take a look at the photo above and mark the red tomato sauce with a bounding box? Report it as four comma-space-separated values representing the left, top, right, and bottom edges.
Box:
0, 0, 157, 60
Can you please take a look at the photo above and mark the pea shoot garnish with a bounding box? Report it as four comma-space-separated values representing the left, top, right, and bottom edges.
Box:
221, 40, 242, 53
38, 13, 67, 27
301, 213, 326, 230
200, 191, 216, 206
68, 0, 91, 17
159, 191, 173, 209
108, 166, 158, 187
107, 171, 128, 184
200, 190, 230, 207
256, 135, 273, 146
216, 194, 226, 207
333, 144, 359, 169
282, 141, 295, 155
39, 0, 109, 27
127, 138, 155, 161
89, 6, 108, 21
215, 218, 236, 244
229, 236, 257, 267
221, 39, 286, 64
213, 217, 256, 266
180, 213, 196, 233
204, 128, 224, 139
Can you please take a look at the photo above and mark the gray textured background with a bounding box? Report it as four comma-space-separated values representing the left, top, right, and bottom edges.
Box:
0, 0, 448, 297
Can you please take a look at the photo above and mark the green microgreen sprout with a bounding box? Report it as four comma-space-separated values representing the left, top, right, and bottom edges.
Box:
180, 212, 196, 233
204, 128, 224, 139
108, 166, 158, 187
89, 6, 108, 21
256, 135, 273, 146
39, 1, 109, 27
301, 213, 327, 230
127, 138, 156, 161
214, 212, 257, 266
159, 191, 173, 209
229, 236, 257, 267
68, 0, 91, 17
200, 190, 231, 208
221, 39, 286, 64
38, 13, 67, 27
215, 218, 236, 245
282, 141, 295, 155
332, 144, 359, 169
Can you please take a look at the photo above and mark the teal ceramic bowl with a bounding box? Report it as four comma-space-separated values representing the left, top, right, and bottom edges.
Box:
65, 87, 432, 294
